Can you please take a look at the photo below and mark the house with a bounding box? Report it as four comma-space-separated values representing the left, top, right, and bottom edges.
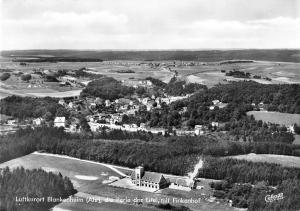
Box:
69, 124, 80, 133
176, 129, 195, 136
210, 100, 227, 110
146, 104, 152, 111
212, 100, 220, 105
105, 100, 111, 107
89, 102, 97, 110
131, 166, 169, 190
88, 122, 101, 132
54, 117, 66, 128
140, 123, 146, 129
287, 125, 295, 134
161, 98, 170, 105
60, 75, 77, 83
258, 102, 265, 111
68, 102, 74, 109
169, 177, 196, 191
95, 97, 103, 105
7, 119, 17, 125
209, 105, 214, 110
33, 118, 43, 126
142, 97, 150, 105
211, 122, 219, 127
195, 125, 205, 135
58, 99, 66, 106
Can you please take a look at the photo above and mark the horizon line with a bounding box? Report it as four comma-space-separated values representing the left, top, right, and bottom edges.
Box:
1, 48, 300, 52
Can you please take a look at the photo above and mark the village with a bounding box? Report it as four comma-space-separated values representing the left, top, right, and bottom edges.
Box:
1, 71, 297, 137
0, 75, 220, 136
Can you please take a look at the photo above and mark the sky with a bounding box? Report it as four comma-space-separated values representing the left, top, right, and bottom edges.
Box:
0, 0, 300, 50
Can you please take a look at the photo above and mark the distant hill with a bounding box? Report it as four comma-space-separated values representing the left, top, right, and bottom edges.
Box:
1, 49, 300, 62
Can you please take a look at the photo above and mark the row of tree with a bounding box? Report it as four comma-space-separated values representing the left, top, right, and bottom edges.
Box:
1, 127, 300, 176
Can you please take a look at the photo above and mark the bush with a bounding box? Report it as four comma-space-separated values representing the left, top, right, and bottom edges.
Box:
21, 74, 32, 81
0, 73, 10, 81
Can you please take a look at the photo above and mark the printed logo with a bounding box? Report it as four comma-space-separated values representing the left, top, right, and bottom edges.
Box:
265, 193, 284, 203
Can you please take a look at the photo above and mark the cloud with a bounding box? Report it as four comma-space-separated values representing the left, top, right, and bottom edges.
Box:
1, 0, 300, 49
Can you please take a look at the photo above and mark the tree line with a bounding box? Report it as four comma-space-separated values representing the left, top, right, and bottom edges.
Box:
1, 127, 300, 176
0, 167, 76, 211
80, 77, 135, 100
204, 157, 300, 210
0, 96, 69, 120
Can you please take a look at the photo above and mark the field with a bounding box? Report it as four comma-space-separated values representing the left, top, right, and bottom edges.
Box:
294, 135, 300, 145
0, 58, 174, 98
227, 153, 300, 169
247, 111, 300, 126
0, 152, 234, 211
176, 61, 300, 87
1, 50, 300, 98
2, 49, 300, 62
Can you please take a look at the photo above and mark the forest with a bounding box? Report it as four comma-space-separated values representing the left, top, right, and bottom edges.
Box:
134, 81, 300, 129
0, 167, 76, 211
0, 72, 10, 81
164, 77, 207, 96
225, 70, 251, 78
0, 96, 69, 120
80, 77, 135, 100
1, 127, 299, 210
203, 158, 300, 210
1, 127, 300, 176
198, 157, 300, 185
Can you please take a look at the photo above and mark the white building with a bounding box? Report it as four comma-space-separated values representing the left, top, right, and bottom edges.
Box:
33, 118, 43, 126
105, 100, 111, 107
211, 122, 219, 127
58, 99, 66, 106
212, 100, 220, 105
194, 125, 204, 135
287, 125, 295, 134
54, 117, 66, 128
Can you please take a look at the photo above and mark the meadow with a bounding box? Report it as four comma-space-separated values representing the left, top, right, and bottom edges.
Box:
0, 152, 234, 211
247, 111, 300, 126
227, 153, 300, 168
1, 53, 300, 98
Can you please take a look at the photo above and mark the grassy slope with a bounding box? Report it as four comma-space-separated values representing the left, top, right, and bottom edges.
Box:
227, 153, 300, 168
0, 153, 234, 211
247, 111, 300, 126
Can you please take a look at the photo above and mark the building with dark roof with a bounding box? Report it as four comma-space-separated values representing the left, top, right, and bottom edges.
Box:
131, 166, 169, 190
168, 177, 196, 191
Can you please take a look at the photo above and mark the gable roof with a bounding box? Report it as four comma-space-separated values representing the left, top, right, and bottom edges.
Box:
131, 171, 166, 183
54, 117, 66, 122
168, 177, 194, 187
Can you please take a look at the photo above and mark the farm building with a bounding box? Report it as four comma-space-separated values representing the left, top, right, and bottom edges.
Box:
131, 166, 169, 190
168, 177, 196, 191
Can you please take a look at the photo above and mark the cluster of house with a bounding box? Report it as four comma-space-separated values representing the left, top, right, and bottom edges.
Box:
209, 100, 228, 110
130, 166, 196, 191
121, 79, 153, 89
